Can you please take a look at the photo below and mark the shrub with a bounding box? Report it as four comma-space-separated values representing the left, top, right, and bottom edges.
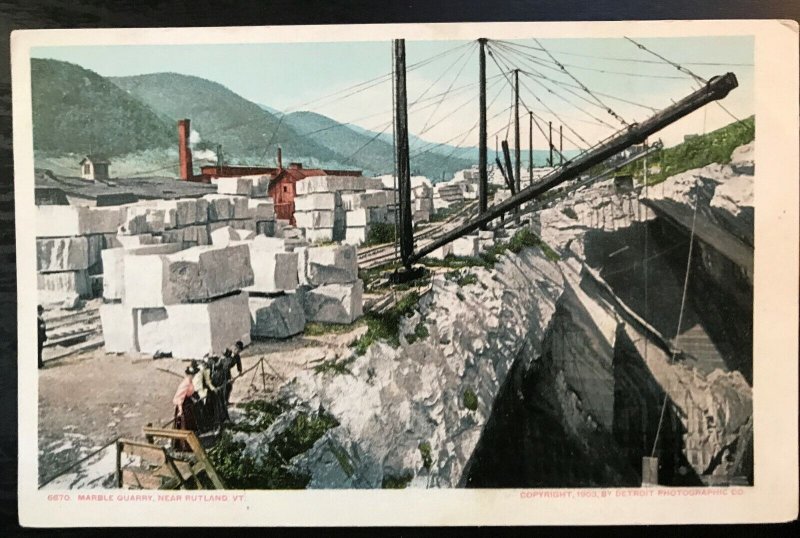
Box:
351, 291, 420, 355
365, 223, 396, 246
418, 442, 433, 470
463, 388, 478, 411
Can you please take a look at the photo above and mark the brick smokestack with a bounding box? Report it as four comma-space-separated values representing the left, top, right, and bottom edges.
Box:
277, 147, 282, 169
178, 119, 193, 180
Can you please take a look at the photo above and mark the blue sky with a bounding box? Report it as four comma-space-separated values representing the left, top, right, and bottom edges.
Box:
32, 36, 753, 150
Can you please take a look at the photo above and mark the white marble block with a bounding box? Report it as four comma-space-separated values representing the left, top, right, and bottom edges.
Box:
249, 293, 306, 339
248, 199, 276, 220
134, 307, 173, 355
344, 227, 368, 245
165, 292, 252, 358
217, 177, 252, 196
295, 175, 365, 195
303, 280, 363, 324
37, 236, 89, 272
294, 192, 339, 211
120, 206, 166, 235
340, 191, 391, 211
204, 194, 233, 221
38, 270, 91, 301
123, 244, 253, 307
295, 210, 336, 229
426, 243, 453, 260
100, 303, 136, 353
102, 243, 184, 301
346, 207, 387, 227
246, 248, 299, 293
452, 235, 480, 258
304, 228, 335, 244
36, 205, 124, 237
297, 244, 358, 285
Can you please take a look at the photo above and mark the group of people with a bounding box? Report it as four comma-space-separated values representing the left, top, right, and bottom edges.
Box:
171, 341, 244, 439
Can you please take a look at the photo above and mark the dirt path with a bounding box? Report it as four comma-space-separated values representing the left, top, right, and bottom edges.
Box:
37, 325, 365, 487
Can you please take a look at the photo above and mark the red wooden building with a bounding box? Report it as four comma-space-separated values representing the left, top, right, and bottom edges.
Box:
177, 120, 361, 224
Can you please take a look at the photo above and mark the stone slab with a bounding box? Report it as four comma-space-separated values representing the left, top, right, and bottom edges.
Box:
249, 293, 306, 339
134, 307, 173, 355
123, 243, 253, 307
346, 207, 387, 227
38, 270, 91, 302
340, 191, 392, 211
248, 199, 276, 220
244, 247, 299, 293
36, 205, 124, 237
295, 175, 366, 195
100, 303, 136, 353
426, 242, 453, 260
120, 206, 166, 235
452, 235, 480, 258
304, 228, 334, 244
156, 292, 252, 358
303, 280, 363, 324
217, 177, 252, 196
297, 244, 358, 285
102, 243, 185, 301
295, 210, 336, 229
294, 192, 339, 211
37, 236, 89, 272
343, 226, 367, 245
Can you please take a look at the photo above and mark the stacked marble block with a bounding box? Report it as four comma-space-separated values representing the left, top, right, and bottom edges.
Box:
432, 179, 477, 211
215, 176, 277, 236
100, 242, 254, 359
36, 205, 126, 305
246, 240, 363, 339
293, 176, 385, 244
411, 181, 434, 223
341, 190, 398, 246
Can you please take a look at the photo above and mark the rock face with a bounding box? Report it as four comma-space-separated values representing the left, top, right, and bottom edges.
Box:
249, 294, 306, 339
303, 280, 364, 324
276, 248, 566, 488
238, 143, 754, 489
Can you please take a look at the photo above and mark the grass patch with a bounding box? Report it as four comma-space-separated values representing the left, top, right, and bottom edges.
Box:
615, 116, 754, 186
381, 471, 414, 489
304, 321, 363, 337
405, 322, 430, 345
463, 388, 478, 411
208, 408, 339, 489
351, 291, 420, 355
365, 223, 396, 246
418, 441, 433, 470
313, 355, 357, 376
359, 262, 401, 288
562, 207, 579, 220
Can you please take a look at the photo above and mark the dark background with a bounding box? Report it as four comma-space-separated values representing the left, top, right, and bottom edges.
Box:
0, 0, 797, 533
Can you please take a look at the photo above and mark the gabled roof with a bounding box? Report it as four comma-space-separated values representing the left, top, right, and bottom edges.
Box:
79, 154, 110, 165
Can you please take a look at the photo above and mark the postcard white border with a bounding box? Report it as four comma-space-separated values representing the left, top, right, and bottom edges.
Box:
12, 19, 799, 526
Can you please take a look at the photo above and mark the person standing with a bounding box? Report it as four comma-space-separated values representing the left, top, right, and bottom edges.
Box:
224, 341, 245, 405
172, 363, 199, 450
37, 305, 46, 369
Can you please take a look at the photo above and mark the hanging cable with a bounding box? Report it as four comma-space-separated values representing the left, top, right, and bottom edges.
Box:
533, 38, 630, 127
624, 37, 708, 84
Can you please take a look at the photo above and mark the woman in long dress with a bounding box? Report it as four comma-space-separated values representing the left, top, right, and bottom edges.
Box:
172, 363, 200, 450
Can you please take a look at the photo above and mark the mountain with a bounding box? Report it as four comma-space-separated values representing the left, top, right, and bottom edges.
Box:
282, 111, 474, 180
31, 58, 175, 156
31, 60, 478, 178
111, 72, 339, 168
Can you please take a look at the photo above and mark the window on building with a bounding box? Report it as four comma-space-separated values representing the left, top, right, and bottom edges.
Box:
283, 186, 288, 193
83, 163, 91, 175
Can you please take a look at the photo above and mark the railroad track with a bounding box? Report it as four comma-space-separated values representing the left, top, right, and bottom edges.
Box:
357, 200, 479, 270
42, 304, 104, 363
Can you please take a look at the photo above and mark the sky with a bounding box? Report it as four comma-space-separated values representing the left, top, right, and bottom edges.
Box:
32, 36, 753, 151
